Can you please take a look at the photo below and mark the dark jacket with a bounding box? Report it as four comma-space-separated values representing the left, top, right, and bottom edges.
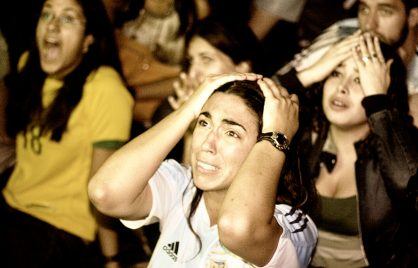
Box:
274, 70, 418, 267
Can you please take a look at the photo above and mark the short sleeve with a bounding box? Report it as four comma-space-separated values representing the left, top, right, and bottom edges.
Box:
83, 67, 134, 145
262, 204, 318, 267
121, 160, 192, 229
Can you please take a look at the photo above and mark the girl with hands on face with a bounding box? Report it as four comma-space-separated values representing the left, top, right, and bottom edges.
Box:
89, 73, 318, 267
274, 33, 418, 267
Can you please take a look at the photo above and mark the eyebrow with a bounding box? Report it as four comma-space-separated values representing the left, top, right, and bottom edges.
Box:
200, 111, 247, 132
359, 1, 398, 9
336, 63, 359, 73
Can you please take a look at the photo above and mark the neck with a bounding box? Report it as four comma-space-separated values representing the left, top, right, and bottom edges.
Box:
329, 123, 369, 154
203, 190, 227, 226
398, 23, 417, 66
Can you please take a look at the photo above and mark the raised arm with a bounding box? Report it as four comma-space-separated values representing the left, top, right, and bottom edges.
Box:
218, 78, 300, 266
354, 34, 418, 208
88, 73, 261, 220
296, 30, 360, 87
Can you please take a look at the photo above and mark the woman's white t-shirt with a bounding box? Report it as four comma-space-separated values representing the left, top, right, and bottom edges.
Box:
121, 160, 318, 267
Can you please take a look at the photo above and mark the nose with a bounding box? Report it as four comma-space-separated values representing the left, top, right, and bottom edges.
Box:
363, 12, 378, 32
46, 16, 60, 32
188, 65, 203, 83
201, 129, 217, 154
337, 80, 349, 94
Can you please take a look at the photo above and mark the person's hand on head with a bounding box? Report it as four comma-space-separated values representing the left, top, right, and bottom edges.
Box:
298, 30, 361, 87
185, 72, 262, 118
257, 78, 299, 141
352, 33, 393, 96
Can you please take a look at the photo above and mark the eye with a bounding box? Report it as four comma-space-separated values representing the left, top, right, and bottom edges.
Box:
353, 77, 361, 84
379, 8, 394, 16
40, 10, 53, 22
200, 55, 214, 64
60, 14, 77, 25
330, 70, 341, 78
198, 119, 208, 127
358, 4, 369, 15
226, 130, 239, 139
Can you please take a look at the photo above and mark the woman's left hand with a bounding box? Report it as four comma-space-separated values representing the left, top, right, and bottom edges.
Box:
257, 78, 299, 142
352, 33, 393, 96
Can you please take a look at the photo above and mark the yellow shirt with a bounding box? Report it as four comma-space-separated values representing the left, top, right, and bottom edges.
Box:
3, 66, 133, 241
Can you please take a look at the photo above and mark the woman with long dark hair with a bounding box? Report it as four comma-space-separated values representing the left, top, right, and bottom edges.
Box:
0, 0, 133, 266
274, 33, 418, 267
89, 73, 318, 267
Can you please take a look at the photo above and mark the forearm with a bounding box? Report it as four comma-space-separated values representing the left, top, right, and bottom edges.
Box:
218, 141, 284, 264
97, 225, 120, 268
89, 105, 194, 217
134, 77, 177, 99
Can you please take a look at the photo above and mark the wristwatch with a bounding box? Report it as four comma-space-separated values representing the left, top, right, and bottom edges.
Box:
257, 132, 290, 153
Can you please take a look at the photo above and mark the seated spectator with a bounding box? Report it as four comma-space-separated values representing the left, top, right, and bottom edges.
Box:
0, 0, 133, 266
89, 73, 318, 267
274, 33, 418, 267
116, 0, 197, 126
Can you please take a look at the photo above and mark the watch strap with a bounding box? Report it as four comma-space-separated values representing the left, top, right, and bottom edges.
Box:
257, 132, 290, 153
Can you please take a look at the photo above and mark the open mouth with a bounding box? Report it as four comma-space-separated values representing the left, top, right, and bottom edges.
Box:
330, 97, 349, 110
41, 37, 61, 62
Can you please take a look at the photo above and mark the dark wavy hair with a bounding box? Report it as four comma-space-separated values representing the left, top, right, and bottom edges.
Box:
5, 0, 122, 141
184, 80, 317, 255
184, 18, 262, 73
304, 41, 411, 178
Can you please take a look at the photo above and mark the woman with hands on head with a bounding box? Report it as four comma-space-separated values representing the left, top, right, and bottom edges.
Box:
89, 73, 318, 267
275, 33, 418, 267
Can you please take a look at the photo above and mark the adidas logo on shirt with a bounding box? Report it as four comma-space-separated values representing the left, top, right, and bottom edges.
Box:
163, 241, 179, 262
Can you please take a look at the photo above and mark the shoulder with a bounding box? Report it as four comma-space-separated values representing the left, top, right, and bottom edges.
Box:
85, 66, 125, 88
151, 160, 193, 193
274, 204, 318, 245
157, 160, 192, 181
83, 66, 133, 103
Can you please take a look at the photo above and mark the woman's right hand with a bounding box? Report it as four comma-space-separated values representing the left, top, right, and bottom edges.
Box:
184, 72, 262, 118
298, 30, 361, 87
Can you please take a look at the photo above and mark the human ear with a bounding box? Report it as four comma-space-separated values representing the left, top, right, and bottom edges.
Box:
82, 34, 94, 54
234, 61, 251, 73
408, 8, 418, 28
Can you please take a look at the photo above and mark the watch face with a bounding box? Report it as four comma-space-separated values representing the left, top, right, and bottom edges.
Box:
274, 132, 287, 144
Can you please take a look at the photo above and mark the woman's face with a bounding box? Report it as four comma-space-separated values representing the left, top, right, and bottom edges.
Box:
187, 36, 248, 85
322, 57, 368, 129
36, 0, 92, 79
191, 92, 259, 192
